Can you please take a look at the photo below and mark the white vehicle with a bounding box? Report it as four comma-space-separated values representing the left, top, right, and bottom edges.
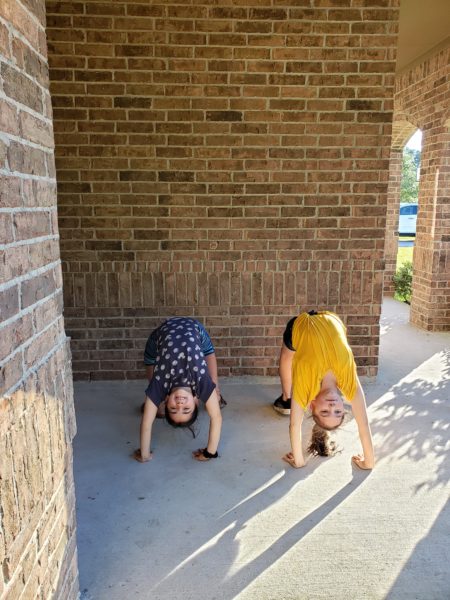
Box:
398, 202, 418, 236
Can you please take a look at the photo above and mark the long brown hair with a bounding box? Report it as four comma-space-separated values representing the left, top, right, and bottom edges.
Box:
307, 413, 345, 457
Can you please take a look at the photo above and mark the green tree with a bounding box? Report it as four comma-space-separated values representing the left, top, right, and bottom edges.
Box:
400, 147, 421, 203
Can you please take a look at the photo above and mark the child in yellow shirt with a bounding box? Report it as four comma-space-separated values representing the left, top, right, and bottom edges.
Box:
273, 310, 375, 470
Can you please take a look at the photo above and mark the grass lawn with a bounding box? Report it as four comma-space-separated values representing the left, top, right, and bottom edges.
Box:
396, 237, 414, 269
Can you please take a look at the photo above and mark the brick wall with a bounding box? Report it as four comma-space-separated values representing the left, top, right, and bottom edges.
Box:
394, 45, 450, 330
46, 1, 400, 380
383, 146, 402, 295
0, 1, 78, 598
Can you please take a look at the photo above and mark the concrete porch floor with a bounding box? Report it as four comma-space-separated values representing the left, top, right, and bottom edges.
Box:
73, 298, 450, 600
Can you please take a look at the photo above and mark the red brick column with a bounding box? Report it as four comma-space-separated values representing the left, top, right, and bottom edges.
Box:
0, 1, 78, 598
396, 46, 450, 330
383, 147, 403, 295
46, 1, 400, 379
411, 125, 450, 329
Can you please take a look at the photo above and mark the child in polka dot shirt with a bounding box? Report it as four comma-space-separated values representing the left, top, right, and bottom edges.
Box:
134, 318, 223, 463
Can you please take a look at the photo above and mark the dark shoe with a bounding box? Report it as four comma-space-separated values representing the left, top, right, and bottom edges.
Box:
273, 395, 291, 415
219, 395, 227, 409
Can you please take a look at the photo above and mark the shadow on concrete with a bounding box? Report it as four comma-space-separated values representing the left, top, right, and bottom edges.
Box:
151, 471, 369, 600
73, 382, 370, 599
369, 350, 450, 492
385, 499, 450, 599
73, 298, 450, 599
376, 298, 449, 388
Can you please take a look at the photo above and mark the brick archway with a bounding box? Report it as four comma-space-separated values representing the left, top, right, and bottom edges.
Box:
383, 117, 420, 296
388, 46, 450, 331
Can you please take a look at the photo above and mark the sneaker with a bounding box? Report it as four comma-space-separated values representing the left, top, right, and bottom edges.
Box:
273, 395, 291, 415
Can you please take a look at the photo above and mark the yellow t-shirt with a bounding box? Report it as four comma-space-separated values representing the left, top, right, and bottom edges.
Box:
291, 311, 357, 409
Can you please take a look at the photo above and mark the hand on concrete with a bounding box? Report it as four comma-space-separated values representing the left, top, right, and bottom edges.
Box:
282, 452, 305, 468
352, 454, 373, 470
192, 448, 211, 461
133, 449, 152, 463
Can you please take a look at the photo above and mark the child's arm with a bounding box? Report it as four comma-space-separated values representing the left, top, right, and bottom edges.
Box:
192, 389, 222, 462
134, 396, 158, 463
350, 379, 375, 469
283, 399, 305, 468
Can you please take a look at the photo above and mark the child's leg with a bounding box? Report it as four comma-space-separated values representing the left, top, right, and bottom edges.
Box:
145, 365, 154, 381
156, 400, 166, 418
205, 352, 226, 407
273, 343, 295, 414
279, 343, 294, 399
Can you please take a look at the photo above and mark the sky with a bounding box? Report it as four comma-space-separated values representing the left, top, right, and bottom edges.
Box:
406, 129, 422, 150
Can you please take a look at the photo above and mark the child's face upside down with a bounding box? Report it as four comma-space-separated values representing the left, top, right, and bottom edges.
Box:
311, 387, 345, 430
166, 387, 198, 424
